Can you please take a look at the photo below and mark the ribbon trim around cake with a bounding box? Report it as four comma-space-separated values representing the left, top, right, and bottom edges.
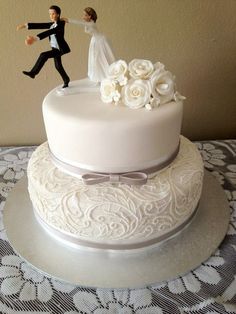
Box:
49, 143, 180, 185
34, 203, 199, 250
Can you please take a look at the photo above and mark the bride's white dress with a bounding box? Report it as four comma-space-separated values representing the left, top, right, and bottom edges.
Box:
69, 19, 115, 82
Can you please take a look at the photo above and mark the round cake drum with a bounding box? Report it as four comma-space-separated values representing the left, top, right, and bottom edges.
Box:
3, 171, 230, 289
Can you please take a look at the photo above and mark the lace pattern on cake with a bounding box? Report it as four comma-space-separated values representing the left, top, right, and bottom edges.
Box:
28, 136, 204, 244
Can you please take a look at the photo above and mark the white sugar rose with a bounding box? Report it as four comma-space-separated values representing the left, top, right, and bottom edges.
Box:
151, 70, 175, 105
128, 59, 154, 80
100, 79, 121, 103
122, 79, 151, 109
107, 60, 128, 86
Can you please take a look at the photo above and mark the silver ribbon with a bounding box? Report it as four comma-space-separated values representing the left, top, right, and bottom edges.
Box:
49, 143, 180, 185
34, 204, 198, 250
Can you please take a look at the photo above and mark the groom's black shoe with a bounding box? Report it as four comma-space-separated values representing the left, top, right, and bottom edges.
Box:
23, 71, 35, 79
62, 80, 70, 88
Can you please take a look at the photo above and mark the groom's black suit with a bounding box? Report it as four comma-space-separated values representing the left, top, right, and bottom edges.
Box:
27, 20, 70, 84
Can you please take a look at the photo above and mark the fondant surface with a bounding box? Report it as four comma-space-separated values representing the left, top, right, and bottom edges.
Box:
43, 80, 183, 173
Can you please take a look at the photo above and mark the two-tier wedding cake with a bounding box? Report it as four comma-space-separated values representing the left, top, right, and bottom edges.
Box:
27, 59, 204, 250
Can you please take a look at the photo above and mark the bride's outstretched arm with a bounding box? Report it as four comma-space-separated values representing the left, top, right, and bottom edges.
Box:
67, 18, 93, 27
60, 17, 69, 23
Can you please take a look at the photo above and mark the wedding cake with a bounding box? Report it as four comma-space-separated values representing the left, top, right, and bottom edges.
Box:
27, 59, 204, 250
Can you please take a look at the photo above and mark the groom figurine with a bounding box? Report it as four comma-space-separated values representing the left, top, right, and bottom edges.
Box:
17, 5, 70, 88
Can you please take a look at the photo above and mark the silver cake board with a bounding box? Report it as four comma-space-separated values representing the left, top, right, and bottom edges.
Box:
3, 171, 230, 289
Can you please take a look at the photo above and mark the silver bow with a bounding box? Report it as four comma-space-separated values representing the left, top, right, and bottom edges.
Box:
82, 172, 148, 185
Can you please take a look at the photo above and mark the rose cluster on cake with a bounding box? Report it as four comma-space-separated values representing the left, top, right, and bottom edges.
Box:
100, 59, 185, 110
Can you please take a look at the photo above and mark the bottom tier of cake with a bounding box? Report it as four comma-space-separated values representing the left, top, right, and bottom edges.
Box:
27, 136, 204, 250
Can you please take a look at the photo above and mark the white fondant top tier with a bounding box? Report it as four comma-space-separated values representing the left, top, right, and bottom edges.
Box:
43, 80, 183, 173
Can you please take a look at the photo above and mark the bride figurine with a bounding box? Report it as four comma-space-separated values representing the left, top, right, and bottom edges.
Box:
63, 7, 115, 83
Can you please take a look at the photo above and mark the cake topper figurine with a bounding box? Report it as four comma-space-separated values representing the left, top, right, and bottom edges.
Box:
62, 7, 115, 84
17, 5, 70, 88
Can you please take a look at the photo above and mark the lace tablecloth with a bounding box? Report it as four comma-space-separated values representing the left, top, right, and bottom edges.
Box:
0, 140, 235, 314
